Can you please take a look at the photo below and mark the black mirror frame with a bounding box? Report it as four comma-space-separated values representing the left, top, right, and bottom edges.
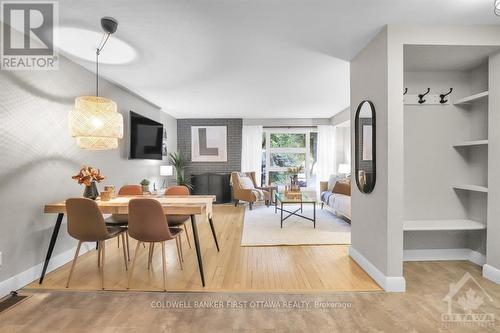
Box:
354, 100, 376, 194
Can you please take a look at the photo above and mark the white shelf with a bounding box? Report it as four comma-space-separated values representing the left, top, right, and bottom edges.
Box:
453, 184, 488, 193
454, 91, 488, 105
453, 140, 488, 147
404, 219, 486, 231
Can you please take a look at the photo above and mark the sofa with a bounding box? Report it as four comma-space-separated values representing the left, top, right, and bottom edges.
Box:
320, 175, 351, 220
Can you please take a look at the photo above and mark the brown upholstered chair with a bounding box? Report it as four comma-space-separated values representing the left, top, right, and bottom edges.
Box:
231, 171, 271, 210
65, 198, 128, 290
127, 198, 184, 291
164, 185, 191, 249
105, 185, 144, 258
105, 185, 143, 226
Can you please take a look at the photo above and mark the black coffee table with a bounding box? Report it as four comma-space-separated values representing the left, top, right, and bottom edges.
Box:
275, 192, 317, 228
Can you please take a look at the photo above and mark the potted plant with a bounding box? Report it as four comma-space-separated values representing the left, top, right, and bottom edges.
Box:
168, 151, 193, 190
140, 179, 151, 193
72, 166, 105, 200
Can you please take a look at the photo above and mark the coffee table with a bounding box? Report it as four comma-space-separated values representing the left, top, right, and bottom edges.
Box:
275, 192, 317, 228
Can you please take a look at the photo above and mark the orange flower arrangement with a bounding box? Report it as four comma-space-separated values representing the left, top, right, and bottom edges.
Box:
72, 166, 105, 186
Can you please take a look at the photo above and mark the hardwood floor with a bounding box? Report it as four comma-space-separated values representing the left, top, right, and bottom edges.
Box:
24, 205, 380, 292
5, 261, 500, 332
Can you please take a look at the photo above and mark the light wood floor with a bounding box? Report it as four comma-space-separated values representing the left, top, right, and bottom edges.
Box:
25, 205, 380, 292
5, 261, 500, 332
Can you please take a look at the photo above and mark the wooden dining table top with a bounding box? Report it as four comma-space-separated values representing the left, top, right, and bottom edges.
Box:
44, 195, 216, 216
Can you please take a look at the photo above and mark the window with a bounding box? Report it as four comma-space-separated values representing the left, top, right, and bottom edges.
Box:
261, 129, 317, 187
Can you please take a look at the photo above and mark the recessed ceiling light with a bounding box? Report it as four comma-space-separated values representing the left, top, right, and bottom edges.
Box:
55, 26, 137, 64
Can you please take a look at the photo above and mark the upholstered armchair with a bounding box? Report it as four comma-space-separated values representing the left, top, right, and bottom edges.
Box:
231, 171, 271, 210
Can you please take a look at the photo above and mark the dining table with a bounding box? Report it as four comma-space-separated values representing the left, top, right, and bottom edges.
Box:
42, 194, 219, 287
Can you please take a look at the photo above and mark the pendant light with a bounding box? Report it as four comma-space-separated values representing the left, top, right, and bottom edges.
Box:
69, 17, 123, 150
495, 0, 500, 16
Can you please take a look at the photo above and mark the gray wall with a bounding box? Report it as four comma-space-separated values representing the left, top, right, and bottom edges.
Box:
177, 119, 242, 175
334, 125, 350, 174
0, 56, 177, 285
330, 107, 350, 126
350, 27, 391, 277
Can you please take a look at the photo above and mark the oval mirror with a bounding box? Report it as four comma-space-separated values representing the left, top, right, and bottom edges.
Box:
354, 100, 376, 193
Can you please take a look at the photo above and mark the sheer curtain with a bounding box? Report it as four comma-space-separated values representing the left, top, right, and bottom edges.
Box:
241, 125, 263, 185
316, 125, 337, 192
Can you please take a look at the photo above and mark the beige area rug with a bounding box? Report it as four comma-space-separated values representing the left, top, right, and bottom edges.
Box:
241, 204, 351, 246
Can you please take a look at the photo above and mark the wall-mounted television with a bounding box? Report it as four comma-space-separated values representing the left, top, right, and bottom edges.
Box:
129, 111, 163, 160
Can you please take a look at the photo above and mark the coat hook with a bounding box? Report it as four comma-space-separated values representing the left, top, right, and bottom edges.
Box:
439, 88, 453, 104
403, 88, 408, 95
418, 88, 430, 104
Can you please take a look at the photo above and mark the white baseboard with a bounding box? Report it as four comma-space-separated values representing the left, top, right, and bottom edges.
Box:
403, 248, 486, 266
0, 243, 93, 298
348, 246, 406, 292
483, 264, 500, 285
469, 250, 487, 266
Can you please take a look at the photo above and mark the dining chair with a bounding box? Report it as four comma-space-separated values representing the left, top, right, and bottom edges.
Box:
164, 185, 192, 249
127, 198, 184, 291
65, 198, 128, 290
105, 184, 144, 258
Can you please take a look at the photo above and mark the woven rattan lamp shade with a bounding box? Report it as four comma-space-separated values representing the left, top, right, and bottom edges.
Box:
69, 96, 123, 150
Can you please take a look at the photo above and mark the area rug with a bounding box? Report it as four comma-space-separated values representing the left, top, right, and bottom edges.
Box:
241, 204, 351, 246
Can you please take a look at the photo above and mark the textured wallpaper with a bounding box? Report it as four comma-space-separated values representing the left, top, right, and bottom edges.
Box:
0, 57, 177, 283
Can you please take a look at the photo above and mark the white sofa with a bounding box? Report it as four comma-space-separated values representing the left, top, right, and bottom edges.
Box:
320, 175, 351, 220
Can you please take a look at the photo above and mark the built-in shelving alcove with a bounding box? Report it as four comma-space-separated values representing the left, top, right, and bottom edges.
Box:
402, 45, 499, 264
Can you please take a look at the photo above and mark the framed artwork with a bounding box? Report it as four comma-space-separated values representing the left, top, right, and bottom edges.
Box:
191, 126, 227, 162
162, 127, 168, 156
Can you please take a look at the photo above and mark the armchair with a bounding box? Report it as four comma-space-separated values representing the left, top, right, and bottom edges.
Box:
231, 171, 271, 210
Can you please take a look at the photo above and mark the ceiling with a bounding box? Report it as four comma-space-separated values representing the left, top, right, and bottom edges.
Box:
56, 0, 500, 118
404, 45, 500, 71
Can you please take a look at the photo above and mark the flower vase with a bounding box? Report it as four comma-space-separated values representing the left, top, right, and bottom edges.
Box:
83, 181, 99, 200
290, 174, 299, 191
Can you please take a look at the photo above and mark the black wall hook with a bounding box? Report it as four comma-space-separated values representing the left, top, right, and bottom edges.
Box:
439, 88, 453, 104
403, 88, 408, 95
418, 88, 430, 104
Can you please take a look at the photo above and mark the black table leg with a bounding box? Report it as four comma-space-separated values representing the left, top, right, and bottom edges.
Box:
39, 213, 64, 284
301, 201, 303, 213
280, 202, 283, 228
190, 215, 205, 287
275, 194, 277, 214
313, 202, 316, 228
208, 217, 220, 252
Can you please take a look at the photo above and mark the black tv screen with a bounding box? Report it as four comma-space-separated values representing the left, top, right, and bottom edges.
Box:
129, 111, 163, 160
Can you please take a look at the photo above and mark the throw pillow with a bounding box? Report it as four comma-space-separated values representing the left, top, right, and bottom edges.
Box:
332, 181, 351, 196
239, 176, 255, 189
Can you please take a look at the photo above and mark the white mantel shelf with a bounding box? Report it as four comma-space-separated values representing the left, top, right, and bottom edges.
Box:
453, 184, 488, 193
454, 91, 488, 105
404, 219, 486, 231
453, 140, 488, 147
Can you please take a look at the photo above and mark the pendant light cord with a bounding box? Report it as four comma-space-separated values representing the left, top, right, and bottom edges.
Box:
95, 32, 111, 98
